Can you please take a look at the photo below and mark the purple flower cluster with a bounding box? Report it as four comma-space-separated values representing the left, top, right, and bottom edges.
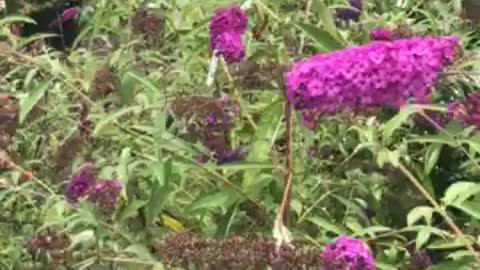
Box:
369, 28, 393, 41
448, 92, 480, 129
91, 179, 123, 209
335, 0, 362, 24
64, 163, 98, 203
64, 163, 122, 210
321, 236, 375, 270
286, 37, 458, 118
209, 4, 248, 63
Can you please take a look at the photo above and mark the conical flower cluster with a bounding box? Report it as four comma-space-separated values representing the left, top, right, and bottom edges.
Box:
286, 37, 458, 115
209, 4, 248, 63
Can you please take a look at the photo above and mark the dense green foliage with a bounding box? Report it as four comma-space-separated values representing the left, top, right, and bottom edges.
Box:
1, 0, 480, 269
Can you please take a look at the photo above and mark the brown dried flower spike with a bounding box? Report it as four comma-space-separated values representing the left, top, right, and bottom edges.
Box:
131, 6, 165, 44
89, 67, 119, 100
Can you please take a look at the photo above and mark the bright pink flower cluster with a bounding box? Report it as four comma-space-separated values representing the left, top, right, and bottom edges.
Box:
286, 37, 458, 115
321, 236, 375, 270
209, 4, 248, 63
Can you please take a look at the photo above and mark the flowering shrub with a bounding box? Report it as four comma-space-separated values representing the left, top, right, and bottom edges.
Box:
286, 37, 458, 115
3, 1, 480, 270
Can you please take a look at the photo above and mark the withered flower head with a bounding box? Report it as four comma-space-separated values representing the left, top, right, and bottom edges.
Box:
131, 7, 165, 44
25, 232, 71, 264
155, 233, 323, 269
168, 95, 241, 163
89, 67, 119, 100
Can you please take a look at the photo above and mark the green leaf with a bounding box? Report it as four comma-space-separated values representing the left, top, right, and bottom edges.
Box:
428, 237, 471, 250
310, 0, 338, 36
119, 71, 137, 104
0, 15, 36, 27
407, 206, 434, 226
296, 23, 344, 52
443, 182, 480, 205
117, 147, 131, 200
119, 200, 148, 221
408, 135, 458, 147
125, 244, 154, 261
69, 230, 95, 249
145, 159, 172, 224
382, 105, 417, 140
93, 106, 140, 136
242, 98, 283, 195
308, 216, 347, 235
424, 143, 443, 175
19, 80, 51, 124
415, 227, 431, 249
451, 200, 480, 220
189, 191, 235, 212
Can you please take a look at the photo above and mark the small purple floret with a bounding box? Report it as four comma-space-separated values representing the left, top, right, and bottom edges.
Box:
64, 163, 98, 203
321, 236, 375, 270
336, 0, 362, 24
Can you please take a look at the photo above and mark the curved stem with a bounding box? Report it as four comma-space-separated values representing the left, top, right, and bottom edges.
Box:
397, 163, 479, 259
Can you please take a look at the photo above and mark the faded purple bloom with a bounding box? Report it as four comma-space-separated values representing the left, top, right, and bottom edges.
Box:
336, 0, 362, 24
286, 36, 458, 118
369, 28, 393, 41
447, 93, 480, 129
206, 114, 216, 125
49, 7, 79, 30
91, 179, 122, 209
209, 4, 248, 63
321, 236, 375, 270
209, 4, 248, 38
62, 7, 79, 21
64, 163, 98, 203
308, 148, 317, 158
216, 147, 247, 165
211, 32, 245, 63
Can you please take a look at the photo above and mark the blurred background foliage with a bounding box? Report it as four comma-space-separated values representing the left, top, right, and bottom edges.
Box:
0, 0, 480, 269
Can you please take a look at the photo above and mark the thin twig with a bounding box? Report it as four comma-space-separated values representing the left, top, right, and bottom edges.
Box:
278, 100, 294, 226
397, 163, 479, 259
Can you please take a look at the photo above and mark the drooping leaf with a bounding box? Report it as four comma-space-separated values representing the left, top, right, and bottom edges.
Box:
19, 80, 51, 124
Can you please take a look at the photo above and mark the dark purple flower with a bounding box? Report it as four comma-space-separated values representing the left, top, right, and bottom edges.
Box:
321, 236, 375, 270
211, 32, 246, 63
90, 179, 122, 209
369, 28, 393, 41
448, 93, 480, 129
209, 4, 248, 38
49, 7, 79, 30
363, 207, 377, 220
286, 36, 458, 120
335, 0, 362, 24
64, 163, 98, 203
216, 147, 248, 165
206, 114, 216, 125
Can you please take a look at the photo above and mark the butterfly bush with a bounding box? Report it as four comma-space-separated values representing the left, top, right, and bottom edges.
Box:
64, 163, 98, 203
90, 179, 123, 210
210, 32, 245, 63
321, 236, 375, 270
286, 37, 458, 120
209, 4, 248, 63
